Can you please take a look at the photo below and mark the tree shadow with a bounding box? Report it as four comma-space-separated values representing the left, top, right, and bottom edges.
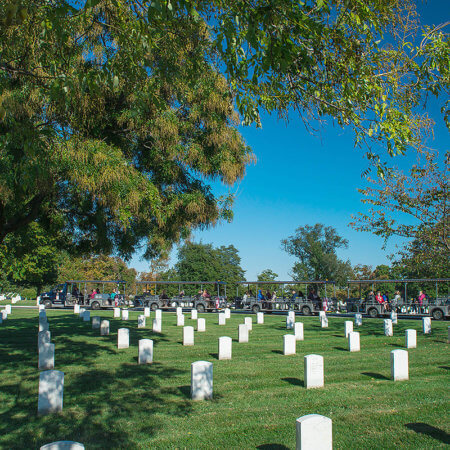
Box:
281, 377, 304, 387
405, 423, 450, 444
361, 372, 389, 380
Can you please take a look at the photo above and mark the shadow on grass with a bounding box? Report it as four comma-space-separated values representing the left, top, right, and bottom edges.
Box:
271, 350, 283, 355
333, 346, 347, 352
257, 444, 289, 449
361, 372, 389, 380
0, 313, 193, 449
209, 353, 219, 360
281, 377, 304, 387
405, 423, 450, 444
438, 366, 449, 370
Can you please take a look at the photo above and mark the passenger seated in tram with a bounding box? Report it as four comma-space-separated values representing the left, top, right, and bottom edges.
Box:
290, 290, 298, 300
71, 286, 80, 303
257, 290, 265, 301
383, 292, 390, 311
298, 291, 305, 298
391, 291, 402, 312
375, 291, 388, 312
202, 289, 211, 299
265, 290, 272, 301
242, 291, 249, 303
179, 290, 185, 299
365, 291, 375, 303
308, 290, 321, 309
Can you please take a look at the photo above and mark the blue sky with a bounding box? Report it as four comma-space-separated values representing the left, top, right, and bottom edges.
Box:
130, 1, 449, 280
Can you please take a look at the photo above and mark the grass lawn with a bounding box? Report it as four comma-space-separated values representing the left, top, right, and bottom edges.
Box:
0, 308, 448, 449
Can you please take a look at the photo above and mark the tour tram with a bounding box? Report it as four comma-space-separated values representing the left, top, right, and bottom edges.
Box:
345, 278, 450, 320
233, 280, 337, 315
39, 280, 128, 309
133, 280, 228, 312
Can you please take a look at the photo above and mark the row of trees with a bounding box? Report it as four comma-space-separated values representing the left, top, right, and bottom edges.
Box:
3, 222, 442, 298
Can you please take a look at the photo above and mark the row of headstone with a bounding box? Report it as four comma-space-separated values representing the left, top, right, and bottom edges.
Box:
41, 442, 84, 450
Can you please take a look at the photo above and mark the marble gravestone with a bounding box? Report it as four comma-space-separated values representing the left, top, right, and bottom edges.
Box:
391, 349, 408, 381
38, 370, 64, 415
197, 318, 206, 332
283, 334, 296, 355
304, 354, 324, 389
40, 442, 84, 450
384, 319, 393, 337
177, 314, 185, 327
183, 326, 194, 346
348, 331, 360, 352
294, 322, 304, 341
238, 324, 249, 343
405, 329, 416, 349
191, 361, 213, 400
117, 328, 129, 349
39, 343, 55, 370
138, 339, 153, 364
344, 321, 353, 338
100, 320, 110, 336
218, 336, 232, 360
244, 317, 252, 331
296, 414, 332, 450
257, 312, 264, 324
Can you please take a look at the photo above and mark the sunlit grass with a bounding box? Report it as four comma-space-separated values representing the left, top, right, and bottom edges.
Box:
0, 308, 448, 449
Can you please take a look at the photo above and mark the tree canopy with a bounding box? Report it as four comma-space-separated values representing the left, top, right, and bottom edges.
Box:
1, 0, 448, 262
282, 223, 354, 285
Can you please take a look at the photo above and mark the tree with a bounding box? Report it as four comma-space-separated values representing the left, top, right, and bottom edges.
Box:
0, 222, 60, 295
256, 269, 279, 293
350, 150, 449, 271
0, 0, 254, 259
175, 242, 245, 295
1, 1, 449, 262
282, 224, 353, 285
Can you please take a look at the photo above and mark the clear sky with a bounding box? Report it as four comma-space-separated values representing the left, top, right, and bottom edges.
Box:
130, 1, 449, 280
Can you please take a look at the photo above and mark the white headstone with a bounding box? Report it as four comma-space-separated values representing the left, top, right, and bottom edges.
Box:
39, 321, 49, 332
1, 310, 7, 320
283, 334, 296, 355
422, 317, 431, 334
100, 320, 110, 336
344, 321, 353, 338
183, 326, 194, 346
144, 307, 150, 317
238, 324, 249, 343
117, 328, 129, 349
405, 329, 416, 349
256, 312, 264, 324
224, 308, 231, 319
40, 441, 84, 450
177, 314, 185, 327
191, 361, 213, 400
304, 354, 324, 389
74, 304, 80, 314
218, 336, 232, 360
197, 318, 206, 332
348, 331, 360, 352
391, 349, 409, 381
244, 317, 253, 331
92, 316, 101, 329
176, 307, 182, 316
138, 339, 153, 364
39, 304, 46, 311
286, 316, 294, 329
354, 313, 362, 326
191, 309, 198, 320
155, 309, 162, 320
5, 304, 11, 314
138, 315, 146, 328
296, 414, 332, 450
113, 307, 120, 318
79, 308, 86, 317
39, 310, 47, 319
38, 331, 51, 348
121, 309, 129, 321
384, 319, 393, 336
288, 311, 295, 321
39, 343, 55, 370
152, 318, 161, 333
320, 316, 328, 328
318, 311, 326, 319
218, 313, 226, 325
294, 322, 304, 341
390, 311, 398, 324
82, 311, 90, 322
38, 370, 64, 415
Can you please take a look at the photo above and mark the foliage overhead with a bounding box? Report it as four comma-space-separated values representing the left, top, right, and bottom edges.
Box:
351, 150, 449, 273
282, 223, 354, 285
0, 0, 254, 259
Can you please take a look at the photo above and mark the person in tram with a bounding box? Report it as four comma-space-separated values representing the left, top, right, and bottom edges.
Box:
202, 289, 211, 299
290, 290, 298, 300
391, 291, 402, 312
72, 285, 80, 303
375, 291, 387, 311
417, 290, 426, 312
382, 292, 390, 311
257, 290, 265, 301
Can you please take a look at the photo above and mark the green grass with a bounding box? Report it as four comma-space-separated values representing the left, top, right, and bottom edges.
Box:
0, 308, 449, 449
